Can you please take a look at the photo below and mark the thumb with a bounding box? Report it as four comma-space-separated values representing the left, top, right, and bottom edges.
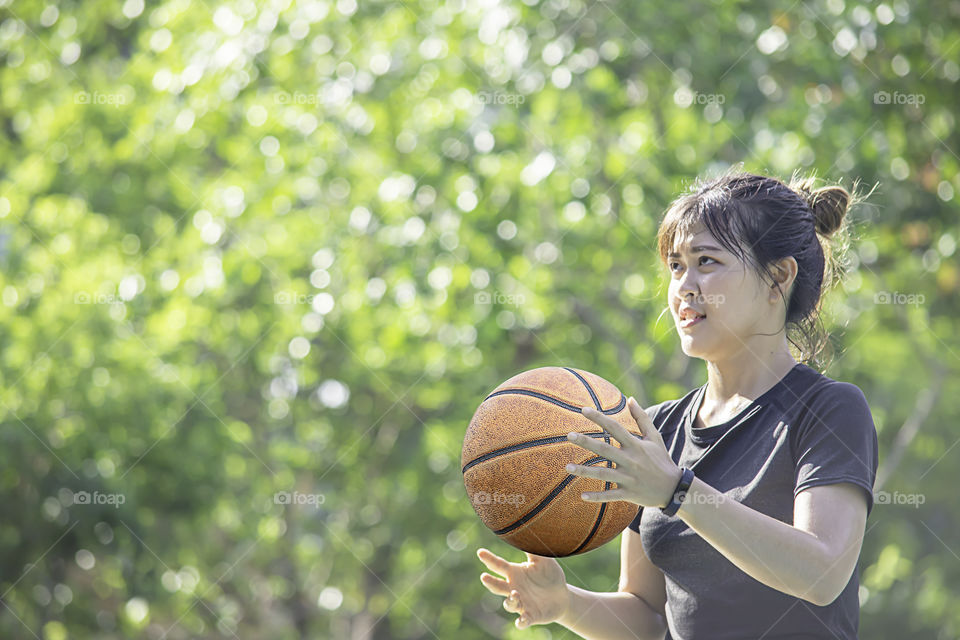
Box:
525, 552, 554, 566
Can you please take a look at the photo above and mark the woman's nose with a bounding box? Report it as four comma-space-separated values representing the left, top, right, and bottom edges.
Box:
677, 270, 699, 299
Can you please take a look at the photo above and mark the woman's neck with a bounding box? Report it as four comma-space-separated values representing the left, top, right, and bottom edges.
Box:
703, 350, 799, 407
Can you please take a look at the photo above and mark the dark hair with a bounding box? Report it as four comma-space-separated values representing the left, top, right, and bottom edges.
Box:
656, 167, 864, 370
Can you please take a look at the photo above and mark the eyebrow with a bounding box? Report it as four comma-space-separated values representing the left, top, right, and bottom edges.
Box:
667, 244, 723, 258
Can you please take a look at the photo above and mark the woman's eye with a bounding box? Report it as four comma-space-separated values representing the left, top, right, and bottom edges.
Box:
667, 256, 720, 273
670, 257, 716, 272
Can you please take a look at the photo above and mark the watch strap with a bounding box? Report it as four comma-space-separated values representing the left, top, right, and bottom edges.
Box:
661, 467, 695, 517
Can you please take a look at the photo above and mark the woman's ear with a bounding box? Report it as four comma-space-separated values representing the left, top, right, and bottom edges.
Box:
768, 256, 798, 302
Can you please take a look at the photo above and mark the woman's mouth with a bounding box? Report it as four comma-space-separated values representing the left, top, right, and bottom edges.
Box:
679, 315, 706, 329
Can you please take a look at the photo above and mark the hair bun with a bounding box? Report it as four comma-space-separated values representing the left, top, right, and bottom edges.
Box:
790, 177, 850, 237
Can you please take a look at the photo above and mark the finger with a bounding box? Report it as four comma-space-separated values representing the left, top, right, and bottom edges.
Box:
581, 487, 631, 502
480, 572, 511, 596
628, 397, 662, 444
477, 548, 511, 576
503, 597, 522, 613
580, 406, 640, 451
566, 431, 630, 466
565, 461, 631, 485
516, 614, 531, 629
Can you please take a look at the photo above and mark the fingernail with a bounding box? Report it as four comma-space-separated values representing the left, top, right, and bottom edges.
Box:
567, 432, 577, 441
565, 464, 575, 472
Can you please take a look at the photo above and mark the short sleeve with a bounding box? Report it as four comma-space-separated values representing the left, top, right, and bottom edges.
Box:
792, 382, 879, 517
628, 401, 671, 533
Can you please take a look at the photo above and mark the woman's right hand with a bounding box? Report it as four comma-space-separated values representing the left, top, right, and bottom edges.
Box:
477, 548, 569, 629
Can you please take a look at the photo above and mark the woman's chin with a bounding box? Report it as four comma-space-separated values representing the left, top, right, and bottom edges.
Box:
679, 336, 714, 358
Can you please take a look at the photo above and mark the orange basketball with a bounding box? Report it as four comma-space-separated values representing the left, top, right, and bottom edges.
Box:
461, 366, 642, 557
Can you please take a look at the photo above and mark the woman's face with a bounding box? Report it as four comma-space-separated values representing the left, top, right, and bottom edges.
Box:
666, 225, 780, 360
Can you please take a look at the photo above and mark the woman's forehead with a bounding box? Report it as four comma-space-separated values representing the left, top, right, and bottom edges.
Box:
672, 226, 718, 252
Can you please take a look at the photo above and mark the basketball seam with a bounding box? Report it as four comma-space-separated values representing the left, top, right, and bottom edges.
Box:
571, 502, 607, 555
562, 368, 613, 555
562, 367, 602, 410
493, 456, 607, 535
482, 388, 626, 416
461, 432, 607, 474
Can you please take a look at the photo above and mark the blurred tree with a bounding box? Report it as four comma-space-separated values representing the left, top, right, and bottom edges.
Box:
0, 0, 957, 637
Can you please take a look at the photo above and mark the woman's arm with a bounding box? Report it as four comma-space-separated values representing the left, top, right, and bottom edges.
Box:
555, 527, 667, 640
555, 586, 665, 640
477, 540, 666, 639
675, 479, 868, 606
567, 400, 870, 608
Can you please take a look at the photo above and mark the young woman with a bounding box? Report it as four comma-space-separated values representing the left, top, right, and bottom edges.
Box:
477, 170, 880, 639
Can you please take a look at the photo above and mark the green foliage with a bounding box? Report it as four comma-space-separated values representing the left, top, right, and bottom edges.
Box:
0, 0, 957, 637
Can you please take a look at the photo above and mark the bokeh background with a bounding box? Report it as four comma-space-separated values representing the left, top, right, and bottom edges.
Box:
1, 0, 958, 637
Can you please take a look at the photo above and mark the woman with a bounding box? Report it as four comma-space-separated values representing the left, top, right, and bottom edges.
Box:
477, 170, 880, 639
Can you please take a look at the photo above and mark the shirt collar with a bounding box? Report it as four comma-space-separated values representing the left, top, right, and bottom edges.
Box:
683, 363, 807, 445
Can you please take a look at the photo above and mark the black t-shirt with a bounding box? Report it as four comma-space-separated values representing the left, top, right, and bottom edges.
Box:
628, 363, 879, 640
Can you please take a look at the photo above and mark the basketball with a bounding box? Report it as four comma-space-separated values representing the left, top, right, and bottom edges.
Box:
461, 366, 643, 557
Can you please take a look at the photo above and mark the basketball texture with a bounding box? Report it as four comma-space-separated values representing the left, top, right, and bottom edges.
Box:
461, 367, 643, 557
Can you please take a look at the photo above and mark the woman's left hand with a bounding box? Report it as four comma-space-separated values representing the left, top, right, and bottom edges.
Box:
566, 396, 683, 508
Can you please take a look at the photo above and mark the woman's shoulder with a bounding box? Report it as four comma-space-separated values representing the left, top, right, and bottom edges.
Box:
788, 365, 876, 443
795, 364, 872, 409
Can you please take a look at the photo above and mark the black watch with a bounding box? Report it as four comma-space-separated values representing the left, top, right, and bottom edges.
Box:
661, 467, 695, 517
